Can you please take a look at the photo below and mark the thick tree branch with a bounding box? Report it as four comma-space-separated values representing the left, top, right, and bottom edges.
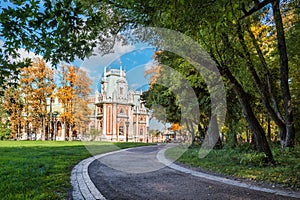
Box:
240, 0, 276, 20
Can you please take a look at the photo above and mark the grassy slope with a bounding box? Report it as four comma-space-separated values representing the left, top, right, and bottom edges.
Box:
0, 141, 152, 200
166, 144, 300, 190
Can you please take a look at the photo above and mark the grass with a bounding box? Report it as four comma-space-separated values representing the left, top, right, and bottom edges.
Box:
165, 144, 300, 190
0, 141, 153, 200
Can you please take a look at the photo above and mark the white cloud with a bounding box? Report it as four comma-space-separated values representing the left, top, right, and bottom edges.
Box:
78, 41, 136, 92
144, 60, 155, 71
17, 49, 41, 61
0, 40, 53, 67
80, 41, 135, 70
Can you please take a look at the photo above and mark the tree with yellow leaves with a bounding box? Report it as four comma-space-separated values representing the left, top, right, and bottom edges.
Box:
56, 65, 92, 140
20, 58, 55, 140
73, 69, 92, 138
56, 65, 77, 140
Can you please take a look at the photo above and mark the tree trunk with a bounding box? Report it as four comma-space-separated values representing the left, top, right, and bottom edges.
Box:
17, 123, 20, 140
185, 119, 195, 147
198, 124, 205, 141
69, 124, 73, 141
26, 121, 29, 140
220, 66, 275, 164
42, 117, 45, 141
230, 120, 238, 148
267, 116, 271, 141
49, 97, 52, 140
246, 128, 250, 143
237, 23, 287, 148
250, 131, 257, 150
211, 114, 222, 149
272, 0, 295, 148
247, 24, 287, 147
247, 27, 283, 124
62, 121, 66, 141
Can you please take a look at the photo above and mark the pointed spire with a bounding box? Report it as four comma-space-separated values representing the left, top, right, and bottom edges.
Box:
124, 64, 127, 77
104, 66, 107, 80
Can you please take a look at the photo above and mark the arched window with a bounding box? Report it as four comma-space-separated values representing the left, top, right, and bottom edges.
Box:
140, 128, 143, 136
119, 108, 124, 114
119, 126, 124, 135
120, 87, 123, 95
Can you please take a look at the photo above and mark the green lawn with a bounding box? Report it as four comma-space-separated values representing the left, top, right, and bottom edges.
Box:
165, 144, 300, 190
0, 141, 152, 200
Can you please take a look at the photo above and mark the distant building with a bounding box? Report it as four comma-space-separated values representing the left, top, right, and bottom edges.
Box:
94, 66, 149, 142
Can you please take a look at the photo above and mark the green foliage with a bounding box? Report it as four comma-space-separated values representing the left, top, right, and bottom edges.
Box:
287, 6, 300, 138
166, 144, 300, 188
0, 127, 10, 140
142, 83, 181, 124
239, 152, 268, 167
0, 105, 10, 140
89, 127, 101, 141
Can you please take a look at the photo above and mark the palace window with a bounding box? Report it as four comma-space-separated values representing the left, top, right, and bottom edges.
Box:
140, 128, 143, 136
119, 126, 124, 135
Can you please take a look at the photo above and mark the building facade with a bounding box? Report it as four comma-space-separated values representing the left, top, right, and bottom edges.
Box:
94, 66, 149, 142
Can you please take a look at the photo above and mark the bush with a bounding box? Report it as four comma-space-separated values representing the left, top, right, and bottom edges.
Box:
239, 152, 268, 167
0, 128, 11, 140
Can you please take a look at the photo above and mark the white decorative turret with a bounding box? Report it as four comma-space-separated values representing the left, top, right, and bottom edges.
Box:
104, 66, 107, 81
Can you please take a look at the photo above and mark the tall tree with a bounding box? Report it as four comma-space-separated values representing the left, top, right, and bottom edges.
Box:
55, 65, 92, 140
2, 86, 24, 139
286, 3, 300, 142
271, 0, 295, 148
73, 69, 93, 138
56, 65, 77, 140
20, 58, 55, 140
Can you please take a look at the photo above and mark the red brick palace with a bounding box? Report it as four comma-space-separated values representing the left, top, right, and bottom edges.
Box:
94, 66, 149, 142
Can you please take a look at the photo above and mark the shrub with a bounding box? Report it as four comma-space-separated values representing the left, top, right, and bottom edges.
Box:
239, 152, 268, 167
0, 127, 10, 140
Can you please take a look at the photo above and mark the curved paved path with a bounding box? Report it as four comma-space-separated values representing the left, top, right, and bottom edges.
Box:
71, 144, 300, 200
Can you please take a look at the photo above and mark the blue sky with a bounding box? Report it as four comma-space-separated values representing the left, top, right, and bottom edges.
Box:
76, 43, 156, 93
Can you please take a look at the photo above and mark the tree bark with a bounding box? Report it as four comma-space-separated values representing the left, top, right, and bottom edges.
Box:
198, 124, 206, 141
230, 120, 238, 148
272, 0, 295, 148
185, 119, 195, 146
42, 117, 46, 141
240, 0, 276, 20
267, 116, 271, 141
210, 114, 222, 149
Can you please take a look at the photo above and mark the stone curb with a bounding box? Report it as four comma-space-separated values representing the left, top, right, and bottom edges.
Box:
70, 149, 128, 200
